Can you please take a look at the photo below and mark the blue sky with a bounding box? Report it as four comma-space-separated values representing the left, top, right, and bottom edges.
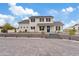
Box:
0, 3, 79, 28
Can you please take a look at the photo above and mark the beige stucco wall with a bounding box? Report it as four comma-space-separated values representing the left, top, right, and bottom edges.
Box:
0, 29, 2, 33
28, 17, 54, 33
53, 26, 63, 32
17, 23, 29, 32
36, 26, 54, 33
16, 29, 26, 32
29, 18, 38, 32
35, 17, 54, 33
8, 29, 15, 33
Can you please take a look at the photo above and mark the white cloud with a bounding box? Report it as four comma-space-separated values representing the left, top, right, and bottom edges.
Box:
48, 8, 78, 29
9, 6, 25, 16
22, 17, 29, 20
62, 7, 75, 13
64, 20, 79, 29
11, 22, 19, 28
48, 9, 69, 21
7, 3, 40, 28
9, 3, 39, 16
0, 14, 15, 26
62, 9, 66, 12
48, 7, 75, 17
47, 9, 59, 19
0, 14, 14, 21
25, 8, 39, 16
48, 9, 58, 15
0, 19, 6, 26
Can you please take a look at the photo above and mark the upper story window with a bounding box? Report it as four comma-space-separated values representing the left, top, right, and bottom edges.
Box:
40, 18, 44, 22
46, 18, 51, 22
31, 26, 35, 30
31, 18, 35, 22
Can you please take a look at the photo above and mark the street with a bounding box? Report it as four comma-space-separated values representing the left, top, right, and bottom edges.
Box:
0, 37, 79, 56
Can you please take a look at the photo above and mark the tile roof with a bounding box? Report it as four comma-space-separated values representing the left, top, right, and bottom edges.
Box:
73, 24, 79, 27
19, 20, 29, 24
53, 22, 64, 26
29, 16, 54, 19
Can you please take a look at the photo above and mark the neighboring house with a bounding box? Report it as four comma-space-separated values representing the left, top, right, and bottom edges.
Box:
16, 20, 29, 32
72, 24, 79, 30
17, 16, 64, 33
64, 24, 79, 34
0, 26, 16, 33
72, 24, 79, 34
53, 22, 63, 33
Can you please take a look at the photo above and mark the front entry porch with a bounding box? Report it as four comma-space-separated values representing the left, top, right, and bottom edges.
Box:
37, 23, 53, 33
39, 26, 51, 33
47, 26, 50, 32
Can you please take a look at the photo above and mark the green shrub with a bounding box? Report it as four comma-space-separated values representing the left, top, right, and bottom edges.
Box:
1, 29, 7, 33
69, 28, 76, 36
68, 28, 76, 40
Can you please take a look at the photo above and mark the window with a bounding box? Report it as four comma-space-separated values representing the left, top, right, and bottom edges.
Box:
20, 26, 22, 29
59, 26, 60, 30
31, 19, 35, 22
39, 26, 44, 31
24, 26, 25, 28
56, 26, 57, 30
56, 26, 60, 31
46, 18, 50, 22
27, 26, 28, 28
31, 26, 35, 30
40, 18, 44, 22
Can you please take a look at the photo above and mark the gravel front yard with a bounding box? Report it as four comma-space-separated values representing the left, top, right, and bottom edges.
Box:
0, 37, 79, 56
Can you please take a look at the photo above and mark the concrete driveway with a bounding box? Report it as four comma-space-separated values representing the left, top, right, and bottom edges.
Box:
0, 37, 79, 56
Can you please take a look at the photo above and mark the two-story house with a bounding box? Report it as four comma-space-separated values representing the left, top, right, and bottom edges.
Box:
16, 16, 63, 33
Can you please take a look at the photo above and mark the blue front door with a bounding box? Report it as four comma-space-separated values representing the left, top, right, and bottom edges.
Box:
47, 26, 50, 32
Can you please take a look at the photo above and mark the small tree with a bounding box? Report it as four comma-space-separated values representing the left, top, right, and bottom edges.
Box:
1, 23, 14, 33
68, 28, 76, 40
3, 23, 14, 30
1, 29, 7, 33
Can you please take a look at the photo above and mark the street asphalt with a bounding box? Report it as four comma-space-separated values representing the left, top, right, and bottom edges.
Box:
0, 37, 79, 56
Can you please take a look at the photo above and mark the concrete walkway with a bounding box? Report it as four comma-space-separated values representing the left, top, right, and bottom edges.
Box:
0, 37, 79, 56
